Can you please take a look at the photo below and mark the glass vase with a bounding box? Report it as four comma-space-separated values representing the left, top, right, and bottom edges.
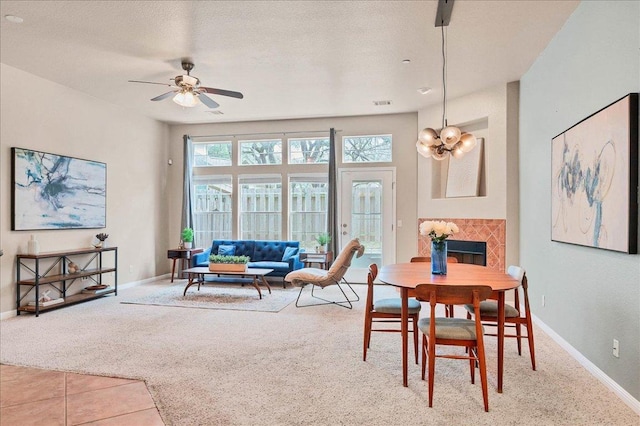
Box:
431, 240, 448, 275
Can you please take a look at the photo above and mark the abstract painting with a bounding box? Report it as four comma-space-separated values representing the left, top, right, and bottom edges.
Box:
551, 93, 638, 254
12, 148, 106, 230
446, 138, 484, 198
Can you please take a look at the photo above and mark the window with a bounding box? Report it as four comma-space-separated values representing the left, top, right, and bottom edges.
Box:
193, 142, 233, 167
239, 139, 282, 165
289, 175, 328, 250
239, 175, 282, 240
342, 135, 392, 163
288, 138, 330, 164
192, 175, 233, 246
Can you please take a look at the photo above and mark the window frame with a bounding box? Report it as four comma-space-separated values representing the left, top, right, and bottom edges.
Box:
342, 134, 393, 163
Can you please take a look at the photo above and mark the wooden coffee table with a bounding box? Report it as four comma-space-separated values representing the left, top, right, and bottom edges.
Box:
182, 267, 273, 299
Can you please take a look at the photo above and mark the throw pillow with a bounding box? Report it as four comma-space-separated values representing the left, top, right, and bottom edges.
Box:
218, 245, 236, 256
281, 246, 299, 262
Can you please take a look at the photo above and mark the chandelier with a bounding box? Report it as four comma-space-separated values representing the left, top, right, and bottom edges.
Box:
416, 1, 476, 161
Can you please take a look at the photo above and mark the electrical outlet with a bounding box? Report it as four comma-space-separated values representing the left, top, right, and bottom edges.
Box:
613, 339, 620, 358
541, 295, 545, 307
81, 276, 87, 281
129, 265, 133, 273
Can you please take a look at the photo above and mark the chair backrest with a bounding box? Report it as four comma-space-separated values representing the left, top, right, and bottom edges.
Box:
507, 265, 528, 312
410, 256, 459, 263
365, 263, 379, 312
413, 284, 492, 307
326, 238, 365, 281
415, 284, 492, 347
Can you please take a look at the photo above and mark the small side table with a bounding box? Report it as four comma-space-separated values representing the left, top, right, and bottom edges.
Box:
168, 248, 203, 282
300, 251, 334, 270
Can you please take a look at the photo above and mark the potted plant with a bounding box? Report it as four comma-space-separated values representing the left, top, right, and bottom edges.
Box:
208, 254, 250, 272
315, 232, 331, 253
181, 227, 194, 249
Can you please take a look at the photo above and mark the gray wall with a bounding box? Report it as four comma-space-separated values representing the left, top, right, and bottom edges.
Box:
520, 1, 640, 400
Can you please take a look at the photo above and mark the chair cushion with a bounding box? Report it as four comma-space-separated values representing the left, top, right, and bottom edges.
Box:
464, 301, 520, 318
217, 245, 236, 256
248, 261, 290, 273
282, 246, 299, 262
374, 298, 421, 314
418, 317, 483, 340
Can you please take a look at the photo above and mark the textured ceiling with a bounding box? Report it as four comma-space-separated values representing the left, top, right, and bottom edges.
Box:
0, 1, 579, 124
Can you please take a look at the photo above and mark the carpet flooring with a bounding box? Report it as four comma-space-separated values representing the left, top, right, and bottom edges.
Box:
1, 277, 638, 425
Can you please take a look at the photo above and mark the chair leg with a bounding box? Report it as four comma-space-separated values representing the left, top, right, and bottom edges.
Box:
526, 317, 536, 371
516, 322, 523, 356
295, 281, 358, 309
469, 346, 476, 384
363, 312, 372, 361
428, 338, 436, 408
412, 315, 419, 364
476, 341, 489, 412
421, 334, 427, 380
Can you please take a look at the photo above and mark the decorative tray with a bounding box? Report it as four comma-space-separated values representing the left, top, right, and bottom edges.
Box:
84, 285, 108, 291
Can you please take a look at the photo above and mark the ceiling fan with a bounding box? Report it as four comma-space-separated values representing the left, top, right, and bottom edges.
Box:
128, 61, 243, 109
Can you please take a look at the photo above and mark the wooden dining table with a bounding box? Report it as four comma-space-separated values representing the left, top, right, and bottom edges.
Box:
378, 262, 519, 393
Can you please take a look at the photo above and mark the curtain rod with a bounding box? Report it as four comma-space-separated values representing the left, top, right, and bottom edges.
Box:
190, 129, 341, 140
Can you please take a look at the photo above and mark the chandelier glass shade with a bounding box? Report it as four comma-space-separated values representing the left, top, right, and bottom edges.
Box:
416, 19, 476, 160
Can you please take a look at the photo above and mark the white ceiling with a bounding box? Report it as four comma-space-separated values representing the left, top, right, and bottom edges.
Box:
0, 1, 579, 125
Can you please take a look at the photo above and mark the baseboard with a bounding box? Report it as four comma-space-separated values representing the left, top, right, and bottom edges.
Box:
532, 313, 640, 415
1, 274, 171, 321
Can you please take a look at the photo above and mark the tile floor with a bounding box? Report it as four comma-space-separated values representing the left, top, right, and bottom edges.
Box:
0, 364, 164, 425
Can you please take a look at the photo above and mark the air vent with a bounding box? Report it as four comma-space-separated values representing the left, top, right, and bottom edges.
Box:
373, 100, 392, 106
207, 110, 224, 115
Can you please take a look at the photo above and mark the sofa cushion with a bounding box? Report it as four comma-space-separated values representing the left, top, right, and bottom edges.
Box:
248, 261, 290, 273
212, 240, 254, 258
217, 245, 236, 256
253, 240, 299, 262
282, 246, 298, 262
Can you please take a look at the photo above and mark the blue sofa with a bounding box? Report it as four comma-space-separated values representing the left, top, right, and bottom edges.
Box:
193, 239, 304, 281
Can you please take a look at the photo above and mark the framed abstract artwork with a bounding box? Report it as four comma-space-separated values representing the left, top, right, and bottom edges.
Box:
446, 138, 484, 198
551, 93, 638, 254
11, 148, 107, 230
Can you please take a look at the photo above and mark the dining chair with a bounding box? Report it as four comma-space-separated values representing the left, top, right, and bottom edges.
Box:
363, 264, 421, 363
414, 283, 492, 412
410, 256, 458, 317
464, 265, 536, 370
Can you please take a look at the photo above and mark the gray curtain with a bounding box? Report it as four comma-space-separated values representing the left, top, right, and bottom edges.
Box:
181, 134, 194, 244
327, 128, 338, 254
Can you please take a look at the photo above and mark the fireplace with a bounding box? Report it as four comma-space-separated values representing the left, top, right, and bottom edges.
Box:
418, 218, 506, 271
447, 240, 487, 266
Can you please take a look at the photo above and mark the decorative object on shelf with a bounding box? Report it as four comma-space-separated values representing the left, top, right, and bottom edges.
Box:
315, 233, 331, 253
420, 220, 459, 275
181, 227, 194, 249
208, 254, 250, 272
27, 234, 39, 255
68, 262, 80, 274
94, 233, 109, 248
415, 0, 477, 161
11, 147, 106, 230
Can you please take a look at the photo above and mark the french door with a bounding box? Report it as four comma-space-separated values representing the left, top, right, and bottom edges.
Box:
338, 168, 395, 282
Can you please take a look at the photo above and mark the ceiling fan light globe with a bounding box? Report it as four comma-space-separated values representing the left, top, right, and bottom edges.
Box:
418, 127, 439, 147
459, 132, 477, 153
173, 90, 199, 107
441, 126, 461, 147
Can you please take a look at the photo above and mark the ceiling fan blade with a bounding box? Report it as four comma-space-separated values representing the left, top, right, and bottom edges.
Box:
200, 87, 244, 99
197, 93, 220, 109
128, 80, 174, 87
151, 91, 178, 101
